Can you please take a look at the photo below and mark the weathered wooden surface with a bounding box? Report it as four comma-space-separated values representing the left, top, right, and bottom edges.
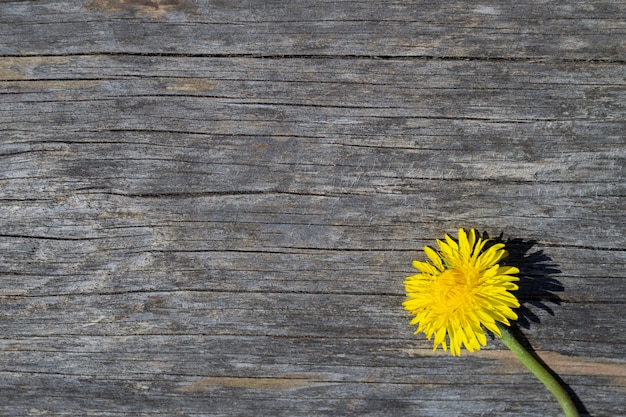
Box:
1, 1, 625, 416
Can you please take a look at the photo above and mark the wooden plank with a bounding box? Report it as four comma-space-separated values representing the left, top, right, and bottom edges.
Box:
0, 334, 624, 415
1, 1, 625, 416
0, 1, 623, 59
1, 287, 626, 357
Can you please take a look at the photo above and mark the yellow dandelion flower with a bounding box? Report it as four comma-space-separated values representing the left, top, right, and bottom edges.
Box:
403, 228, 520, 356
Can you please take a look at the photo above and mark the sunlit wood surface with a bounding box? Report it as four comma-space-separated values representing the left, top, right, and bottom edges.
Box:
1, 1, 625, 416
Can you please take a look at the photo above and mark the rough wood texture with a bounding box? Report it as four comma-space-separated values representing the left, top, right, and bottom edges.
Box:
1, 1, 625, 416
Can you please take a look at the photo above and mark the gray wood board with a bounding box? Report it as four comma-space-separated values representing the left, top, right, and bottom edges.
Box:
1, 1, 626, 416
0, 1, 624, 59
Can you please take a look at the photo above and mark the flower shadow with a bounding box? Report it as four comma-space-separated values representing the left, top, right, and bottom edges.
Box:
498, 236, 563, 329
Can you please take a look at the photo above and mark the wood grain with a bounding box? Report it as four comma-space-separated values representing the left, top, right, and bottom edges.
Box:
1, 1, 625, 416
1, 1, 625, 59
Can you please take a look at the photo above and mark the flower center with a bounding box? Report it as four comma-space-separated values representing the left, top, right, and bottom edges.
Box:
438, 268, 470, 309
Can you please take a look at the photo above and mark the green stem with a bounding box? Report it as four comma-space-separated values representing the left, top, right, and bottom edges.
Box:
497, 323, 580, 417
